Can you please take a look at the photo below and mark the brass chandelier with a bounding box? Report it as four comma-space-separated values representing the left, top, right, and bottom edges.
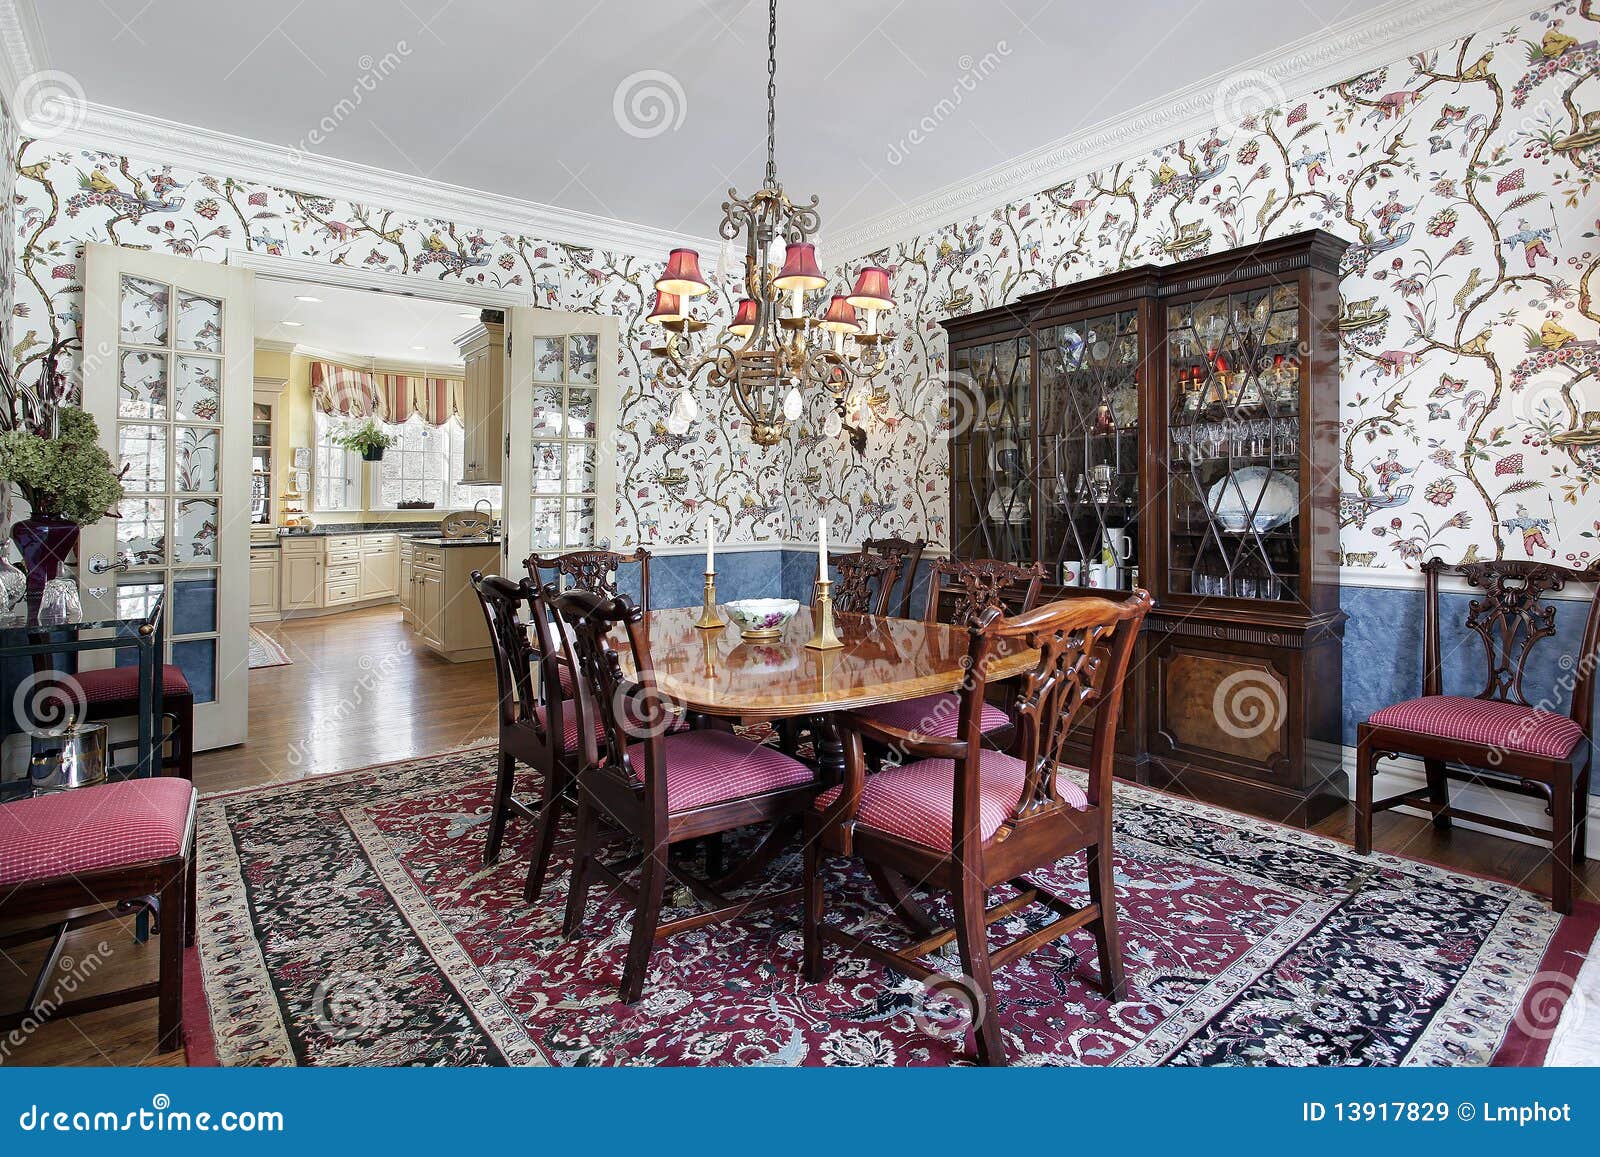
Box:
648, 0, 895, 448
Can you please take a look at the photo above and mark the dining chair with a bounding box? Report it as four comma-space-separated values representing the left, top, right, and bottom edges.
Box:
60, 595, 193, 784
804, 591, 1153, 1065
526, 546, 652, 611
0, 777, 196, 1052
852, 558, 1047, 748
549, 587, 817, 1004
830, 551, 901, 616
1355, 558, 1598, 913
470, 573, 602, 892
862, 535, 928, 619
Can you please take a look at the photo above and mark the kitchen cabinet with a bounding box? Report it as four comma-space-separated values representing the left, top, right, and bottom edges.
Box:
359, 533, 400, 600
249, 549, 281, 622
456, 318, 505, 485
279, 532, 402, 617
280, 539, 322, 612
407, 541, 496, 662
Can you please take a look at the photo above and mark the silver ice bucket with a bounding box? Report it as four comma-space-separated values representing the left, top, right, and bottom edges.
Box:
29, 722, 110, 795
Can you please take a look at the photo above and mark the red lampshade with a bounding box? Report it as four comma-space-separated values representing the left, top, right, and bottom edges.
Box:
646, 289, 684, 325
657, 248, 709, 297
846, 266, 893, 311
773, 242, 826, 293
820, 295, 860, 334
729, 298, 758, 338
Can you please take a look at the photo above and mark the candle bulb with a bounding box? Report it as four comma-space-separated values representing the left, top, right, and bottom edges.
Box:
818, 516, 827, 580
706, 517, 715, 575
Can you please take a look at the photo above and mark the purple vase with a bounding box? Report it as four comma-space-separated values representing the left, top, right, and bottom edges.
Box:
11, 515, 80, 599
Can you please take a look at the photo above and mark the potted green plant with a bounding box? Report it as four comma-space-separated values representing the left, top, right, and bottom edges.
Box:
332, 418, 397, 462
0, 406, 126, 596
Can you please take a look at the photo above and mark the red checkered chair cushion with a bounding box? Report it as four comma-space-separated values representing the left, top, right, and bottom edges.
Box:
67, 664, 192, 707
1367, 695, 1585, 760
626, 730, 814, 812
854, 692, 1010, 737
814, 749, 1089, 851
0, 778, 195, 888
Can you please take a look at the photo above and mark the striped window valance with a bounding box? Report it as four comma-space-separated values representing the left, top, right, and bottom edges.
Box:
379, 373, 464, 427
310, 362, 463, 427
310, 361, 382, 420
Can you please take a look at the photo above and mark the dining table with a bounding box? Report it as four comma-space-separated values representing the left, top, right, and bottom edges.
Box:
618, 602, 1038, 931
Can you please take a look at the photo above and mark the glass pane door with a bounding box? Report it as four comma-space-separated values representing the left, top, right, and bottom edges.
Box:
1038, 310, 1140, 590
1166, 284, 1303, 601
950, 335, 1033, 563
529, 332, 602, 552
111, 274, 226, 701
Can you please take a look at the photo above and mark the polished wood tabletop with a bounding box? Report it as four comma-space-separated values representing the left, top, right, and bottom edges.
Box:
617, 604, 1036, 720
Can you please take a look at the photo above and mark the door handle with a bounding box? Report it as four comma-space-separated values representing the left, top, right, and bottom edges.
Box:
88, 551, 132, 574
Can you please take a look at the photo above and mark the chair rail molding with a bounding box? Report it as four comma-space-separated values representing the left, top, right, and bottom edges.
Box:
827, 0, 1517, 260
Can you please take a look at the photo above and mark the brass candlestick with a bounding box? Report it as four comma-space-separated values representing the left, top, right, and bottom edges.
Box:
693, 571, 723, 629
805, 578, 844, 650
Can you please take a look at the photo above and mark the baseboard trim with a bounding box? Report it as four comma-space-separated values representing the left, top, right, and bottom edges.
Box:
1345, 746, 1600, 849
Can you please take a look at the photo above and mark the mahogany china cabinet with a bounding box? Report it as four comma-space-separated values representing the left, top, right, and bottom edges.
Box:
941, 230, 1348, 826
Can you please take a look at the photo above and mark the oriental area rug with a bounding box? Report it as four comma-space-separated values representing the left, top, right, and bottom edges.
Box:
187, 742, 1594, 1067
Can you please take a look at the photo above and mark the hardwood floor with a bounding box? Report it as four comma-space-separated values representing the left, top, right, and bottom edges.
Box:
2, 604, 1595, 1065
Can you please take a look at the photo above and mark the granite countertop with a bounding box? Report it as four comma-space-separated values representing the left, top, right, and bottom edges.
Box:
406, 535, 503, 548
277, 521, 445, 537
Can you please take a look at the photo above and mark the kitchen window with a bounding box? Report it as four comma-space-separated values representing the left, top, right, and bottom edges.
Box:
374, 415, 502, 511
312, 411, 360, 511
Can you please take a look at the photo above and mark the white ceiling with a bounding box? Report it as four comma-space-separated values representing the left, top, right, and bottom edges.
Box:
40, 0, 1394, 243
254, 276, 473, 366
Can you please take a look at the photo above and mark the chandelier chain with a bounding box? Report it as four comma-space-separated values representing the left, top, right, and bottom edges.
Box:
765, 0, 778, 188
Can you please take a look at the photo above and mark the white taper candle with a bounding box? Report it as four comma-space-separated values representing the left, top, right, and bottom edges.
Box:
706, 516, 715, 575
818, 516, 827, 580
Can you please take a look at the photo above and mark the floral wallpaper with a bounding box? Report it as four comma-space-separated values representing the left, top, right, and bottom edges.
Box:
9, 139, 785, 547
809, 0, 1600, 571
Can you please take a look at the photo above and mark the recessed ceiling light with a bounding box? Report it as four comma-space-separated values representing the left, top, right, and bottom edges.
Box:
294, 295, 322, 303
411, 345, 427, 350
458, 312, 477, 319
281, 321, 303, 327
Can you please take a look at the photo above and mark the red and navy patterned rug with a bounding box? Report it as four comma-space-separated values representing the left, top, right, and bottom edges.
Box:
190, 743, 1593, 1066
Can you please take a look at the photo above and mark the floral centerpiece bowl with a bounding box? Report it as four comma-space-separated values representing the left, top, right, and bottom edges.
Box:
723, 598, 798, 641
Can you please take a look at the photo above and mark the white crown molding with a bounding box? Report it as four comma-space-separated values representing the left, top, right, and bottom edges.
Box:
0, 0, 43, 120
273, 341, 463, 378
46, 101, 717, 262
827, 0, 1515, 260
227, 248, 532, 309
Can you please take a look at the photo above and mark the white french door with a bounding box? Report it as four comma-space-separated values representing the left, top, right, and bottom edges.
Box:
80, 244, 255, 750
501, 308, 619, 574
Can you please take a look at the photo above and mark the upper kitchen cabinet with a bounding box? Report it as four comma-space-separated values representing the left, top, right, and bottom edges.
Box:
456, 314, 505, 485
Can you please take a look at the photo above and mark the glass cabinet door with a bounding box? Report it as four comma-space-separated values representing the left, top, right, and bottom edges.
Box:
1165, 283, 1303, 601
950, 335, 1033, 563
1038, 309, 1141, 590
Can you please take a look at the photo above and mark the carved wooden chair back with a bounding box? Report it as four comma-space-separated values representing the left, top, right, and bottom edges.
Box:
471, 573, 544, 732
829, 551, 901, 616
1421, 558, 1600, 728
862, 536, 928, 618
544, 587, 671, 808
922, 557, 1046, 628
527, 547, 652, 613
959, 592, 1151, 852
